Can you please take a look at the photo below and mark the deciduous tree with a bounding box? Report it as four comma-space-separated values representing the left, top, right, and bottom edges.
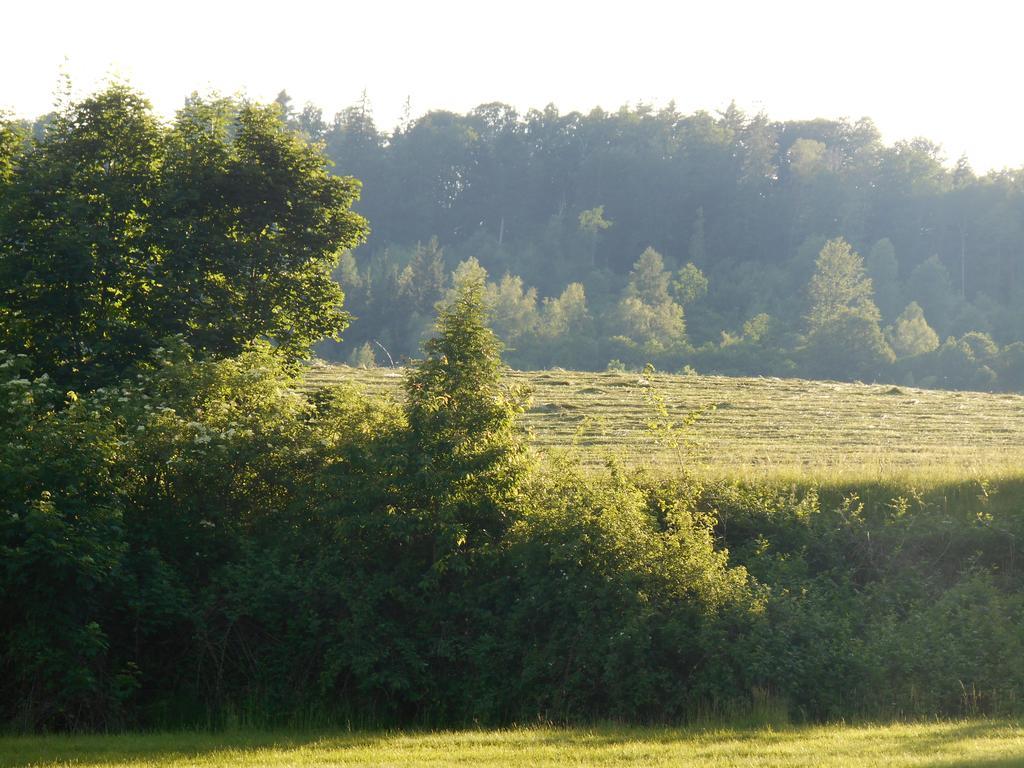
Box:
889, 302, 940, 358
0, 85, 368, 389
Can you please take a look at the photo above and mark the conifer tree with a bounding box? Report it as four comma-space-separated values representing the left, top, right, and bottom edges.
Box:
806, 238, 880, 332
804, 238, 894, 379
404, 272, 529, 552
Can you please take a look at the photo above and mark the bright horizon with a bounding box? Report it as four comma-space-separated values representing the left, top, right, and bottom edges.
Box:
5, 0, 1023, 172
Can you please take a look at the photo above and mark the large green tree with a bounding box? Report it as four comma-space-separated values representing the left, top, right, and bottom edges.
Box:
804, 238, 894, 379
889, 301, 940, 358
404, 271, 530, 552
611, 247, 687, 359
0, 85, 368, 389
805, 238, 879, 333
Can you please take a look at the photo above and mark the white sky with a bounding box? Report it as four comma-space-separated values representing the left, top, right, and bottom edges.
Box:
4, 0, 1022, 171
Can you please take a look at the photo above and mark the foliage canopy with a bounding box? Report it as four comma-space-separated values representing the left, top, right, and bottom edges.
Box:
0, 85, 368, 389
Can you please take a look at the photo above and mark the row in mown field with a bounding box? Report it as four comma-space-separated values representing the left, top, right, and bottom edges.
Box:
305, 363, 1024, 479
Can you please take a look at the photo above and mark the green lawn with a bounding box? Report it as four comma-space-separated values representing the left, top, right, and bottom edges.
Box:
4, 722, 1024, 767
305, 364, 1024, 482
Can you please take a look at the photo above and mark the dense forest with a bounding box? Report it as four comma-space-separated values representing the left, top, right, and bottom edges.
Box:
268, 92, 1024, 390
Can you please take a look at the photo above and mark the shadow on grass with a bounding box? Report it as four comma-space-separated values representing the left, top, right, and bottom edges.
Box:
0, 731, 380, 768
1, 720, 1022, 767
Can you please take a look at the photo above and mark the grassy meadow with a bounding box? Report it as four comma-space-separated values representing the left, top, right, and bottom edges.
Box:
4, 721, 1024, 767
306, 363, 1024, 483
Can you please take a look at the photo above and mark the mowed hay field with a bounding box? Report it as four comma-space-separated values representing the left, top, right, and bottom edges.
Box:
305, 364, 1024, 482
4, 721, 1024, 767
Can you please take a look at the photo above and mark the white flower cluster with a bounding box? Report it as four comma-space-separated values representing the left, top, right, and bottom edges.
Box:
183, 420, 244, 446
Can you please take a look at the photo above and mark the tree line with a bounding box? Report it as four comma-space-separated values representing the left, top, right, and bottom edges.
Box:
272, 92, 1024, 389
